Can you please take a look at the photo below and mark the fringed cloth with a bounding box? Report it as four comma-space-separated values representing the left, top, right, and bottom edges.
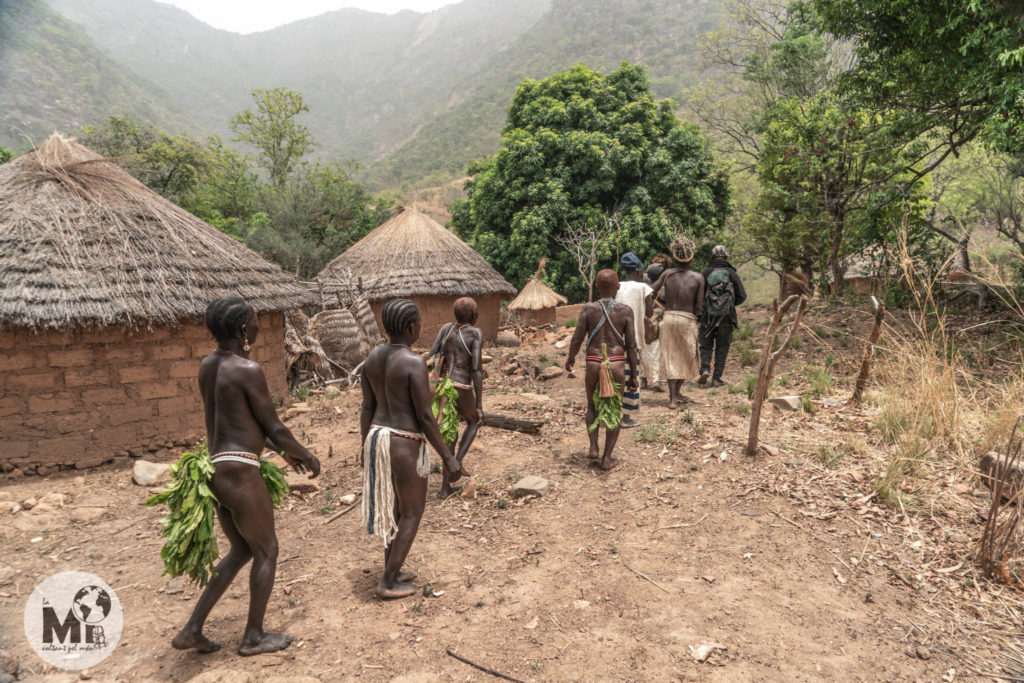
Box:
623, 366, 640, 412
660, 310, 700, 380
361, 425, 431, 546
211, 451, 261, 467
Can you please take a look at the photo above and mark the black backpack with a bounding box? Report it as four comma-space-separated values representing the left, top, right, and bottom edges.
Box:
704, 268, 735, 323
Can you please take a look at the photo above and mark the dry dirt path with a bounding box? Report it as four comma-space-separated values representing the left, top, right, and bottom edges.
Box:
0, 308, 1002, 681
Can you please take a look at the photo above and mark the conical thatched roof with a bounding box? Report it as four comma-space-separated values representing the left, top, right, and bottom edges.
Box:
316, 206, 515, 299
0, 135, 312, 330
507, 259, 567, 311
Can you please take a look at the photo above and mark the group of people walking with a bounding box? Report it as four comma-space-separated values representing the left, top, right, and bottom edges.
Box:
168, 239, 744, 655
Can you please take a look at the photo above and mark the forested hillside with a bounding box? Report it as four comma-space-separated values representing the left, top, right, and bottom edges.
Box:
0, 0, 190, 148
13, 0, 720, 187
41, 0, 554, 172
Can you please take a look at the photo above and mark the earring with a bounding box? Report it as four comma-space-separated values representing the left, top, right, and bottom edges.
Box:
243, 336, 251, 352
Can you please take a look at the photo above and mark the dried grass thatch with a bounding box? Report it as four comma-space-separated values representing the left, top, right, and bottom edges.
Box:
308, 309, 363, 369
284, 316, 332, 388
507, 259, 567, 311
316, 206, 515, 300
0, 135, 312, 330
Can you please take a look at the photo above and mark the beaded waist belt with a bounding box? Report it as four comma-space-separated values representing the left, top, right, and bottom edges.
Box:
586, 355, 625, 362
370, 425, 426, 443
211, 451, 262, 467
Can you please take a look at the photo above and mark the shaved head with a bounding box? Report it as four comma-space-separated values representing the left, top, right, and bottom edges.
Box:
596, 269, 619, 298
453, 297, 478, 323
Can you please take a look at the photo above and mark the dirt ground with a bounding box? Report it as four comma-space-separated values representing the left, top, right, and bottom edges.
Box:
0, 302, 1018, 681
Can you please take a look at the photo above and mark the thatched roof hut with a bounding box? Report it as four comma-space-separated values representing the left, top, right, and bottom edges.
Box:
0, 135, 310, 330
316, 206, 515, 342
507, 259, 567, 326
0, 135, 312, 475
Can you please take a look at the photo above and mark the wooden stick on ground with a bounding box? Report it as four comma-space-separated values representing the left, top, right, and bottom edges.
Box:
324, 495, 361, 524
621, 561, 672, 594
850, 296, 886, 403
446, 649, 526, 682
482, 412, 543, 434
745, 293, 809, 457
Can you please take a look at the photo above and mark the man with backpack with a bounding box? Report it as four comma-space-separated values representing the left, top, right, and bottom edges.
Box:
699, 245, 747, 387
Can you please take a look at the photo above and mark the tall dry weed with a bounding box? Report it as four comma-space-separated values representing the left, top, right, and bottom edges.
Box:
869, 229, 1024, 505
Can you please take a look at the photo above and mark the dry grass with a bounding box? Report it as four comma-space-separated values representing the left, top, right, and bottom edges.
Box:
868, 230, 1024, 509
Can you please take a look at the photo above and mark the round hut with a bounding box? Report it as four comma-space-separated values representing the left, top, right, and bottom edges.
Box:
315, 206, 516, 343
507, 259, 568, 326
0, 136, 312, 475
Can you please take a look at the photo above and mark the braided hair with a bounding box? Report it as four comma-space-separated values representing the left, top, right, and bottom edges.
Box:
381, 298, 420, 339
205, 297, 254, 343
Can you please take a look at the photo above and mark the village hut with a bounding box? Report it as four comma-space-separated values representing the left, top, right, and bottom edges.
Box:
0, 136, 312, 475
507, 259, 568, 326
316, 206, 516, 342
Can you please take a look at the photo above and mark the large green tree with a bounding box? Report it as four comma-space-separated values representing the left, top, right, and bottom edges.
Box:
0, 145, 13, 164
749, 93, 930, 289
813, 0, 1024, 160
451, 63, 730, 300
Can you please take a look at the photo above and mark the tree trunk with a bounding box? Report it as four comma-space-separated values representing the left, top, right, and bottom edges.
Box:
850, 298, 885, 403
746, 294, 809, 457
828, 221, 844, 295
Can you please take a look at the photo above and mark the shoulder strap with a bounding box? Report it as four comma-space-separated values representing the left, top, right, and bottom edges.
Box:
587, 300, 624, 347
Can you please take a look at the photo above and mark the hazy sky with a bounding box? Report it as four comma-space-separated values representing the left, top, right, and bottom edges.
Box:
161, 0, 460, 34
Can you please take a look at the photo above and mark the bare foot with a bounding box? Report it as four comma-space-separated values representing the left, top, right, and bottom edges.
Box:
238, 632, 292, 656
375, 581, 418, 600
667, 399, 678, 410
397, 570, 417, 583
171, 629, 221, 653
587, 449, 600, 460
600, 456, 619, 471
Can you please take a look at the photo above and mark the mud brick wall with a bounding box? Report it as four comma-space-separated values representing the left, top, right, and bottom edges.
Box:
555, 303, 584, 327
370, 294, 505, 346
0, 312, 287, 475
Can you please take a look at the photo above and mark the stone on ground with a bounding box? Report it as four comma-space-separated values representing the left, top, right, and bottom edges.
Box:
70, 507, 106, 523
496, 330, 520, 347
132, 460, 171, 486
286, 472, 319, 494
511, 475, 548, 497
540, 366, 564, 380
980, 450, 1024, 501
186, 672, 253, 683
769, 395, 802, 411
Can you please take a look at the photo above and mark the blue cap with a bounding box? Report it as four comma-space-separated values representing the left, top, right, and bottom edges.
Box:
620, 252, 643, 272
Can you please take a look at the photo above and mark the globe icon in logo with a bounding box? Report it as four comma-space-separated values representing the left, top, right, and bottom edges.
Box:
71, 586, 112, 624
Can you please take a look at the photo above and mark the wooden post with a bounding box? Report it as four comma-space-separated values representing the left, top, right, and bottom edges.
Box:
850, 296, 886, 403
745, 294, 808, 457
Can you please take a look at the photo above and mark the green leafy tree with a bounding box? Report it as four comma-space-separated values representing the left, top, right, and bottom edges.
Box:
813, 0, 1024, 159
452, 63, 730, 300
749, 93, 929, 291
0, 144, 14, 164
230, 87, 317, 189
80, 115, 211, 203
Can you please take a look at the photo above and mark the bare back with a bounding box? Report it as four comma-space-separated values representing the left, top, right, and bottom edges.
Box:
362, 345, 430, 434
435, 323, 482, 385
654, 268, 705, 315
569, 300, 636, 359
199, 352, 271, 455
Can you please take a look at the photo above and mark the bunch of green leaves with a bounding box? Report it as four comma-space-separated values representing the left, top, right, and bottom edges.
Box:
260, 458, 290, 507
145, 443, 219, 587
589, 363, 622, 433
431, 376, 460, 445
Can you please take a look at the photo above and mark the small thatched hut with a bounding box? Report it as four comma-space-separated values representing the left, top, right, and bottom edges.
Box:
316, 207, 516, 342
0, 136, 312, 475
507, 260, 568, 326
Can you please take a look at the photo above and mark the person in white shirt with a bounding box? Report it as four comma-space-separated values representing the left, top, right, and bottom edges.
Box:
615, 252, 653, 428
